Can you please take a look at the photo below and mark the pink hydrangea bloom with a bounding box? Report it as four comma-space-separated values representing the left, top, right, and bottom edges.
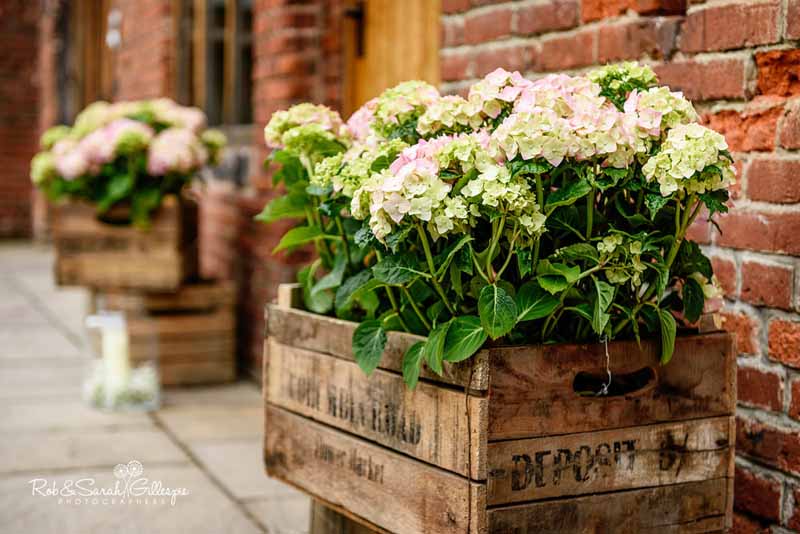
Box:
147, 128, 207, 176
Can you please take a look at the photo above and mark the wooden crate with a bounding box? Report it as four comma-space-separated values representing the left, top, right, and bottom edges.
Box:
94, 280, 236, 386
263, 284, 736, 534
53, 195, 198, 291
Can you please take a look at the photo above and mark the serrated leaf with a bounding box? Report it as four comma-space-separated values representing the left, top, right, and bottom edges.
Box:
443, 316, 487, 363
352, 320, 387, 376
516, 248, 532, 278
645, 193, 670, 220
372, 254, 429, 285
312, 254, 346, 296
272, 225, 326, 253
537, 260, 581, 282
554, 243, 599, 264
591, 276, 615, 335
384, 225, 412, 253
422, 321, 451, 375
335, 270, 375, 312
545, 178, 592, 211
402, 341, 426, 389
299, 261, 333, 314
254, 193, 307, 223
657, 308, 677, 364
699, 190, 729, 216
434, 236, 473, 278
478, 285, 518, 340
682, 277, 705, 323
515, 281, 559, 322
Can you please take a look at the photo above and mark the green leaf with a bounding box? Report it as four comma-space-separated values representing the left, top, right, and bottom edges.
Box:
645, 193, 670, 220
273, 225, 325, 253
657, 308, 677, 364
537, 275, 569, 295
352, 320, 387, 376
270, 150, 306, 186
299, 261, 333, 314
402, 342, 426, 389
335, 270, 376, 312
384, 225, 412, 253
699, 190, 729, 216
254, 192, 307, 223
372, 253, 429, 285
449, 261, 464, 299
554, 243, 599, 264
130, 187, 162, 227
434, 236, 473, 278
515, 281, 559, 322
422, 321, 451, 375
516, 248, 532, 278
591, 276, 615, 335
98, 173, 135, 212
537, 260, 581, 282
646, 261, 670, 302
312, 254, 346, 296
443, 316, 487, 363
545, 178, 592, 211
510, 159, 552, 178
682, 277, 705, 323
478, 285, 518, 340
676, 240, 712, 279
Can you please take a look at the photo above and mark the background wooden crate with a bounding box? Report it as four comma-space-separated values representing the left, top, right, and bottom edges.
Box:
93, 280, 236, 386
53, 195, 198, 291
263, 284, 736, 534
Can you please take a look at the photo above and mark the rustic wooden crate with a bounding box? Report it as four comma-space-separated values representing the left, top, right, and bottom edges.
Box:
93, 280, 236, 386
53, 195, 198, 291
263, 284, 736, 534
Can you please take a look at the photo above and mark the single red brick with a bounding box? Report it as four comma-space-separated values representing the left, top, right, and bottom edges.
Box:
463, 6, 513, 44
442, 0, 470, 14
719, 310, 760, 355
734, 464, 782, 521
769, 319, 800, 368
538, 29, 596, 71
441, 52, 471, 82
680, 0, 780, 53
711, 255, 737, 298
779, 101, 800, 150
746, 157, 800, 204
740, 260, 794, 310
654, 56, 747, 101
716, 209, 800, 256
788, 0, 800, 40
631, 0, 686, 15
702, 105, 783, 152
790, 379, 800, 422
756, 49, 800, 97
582, 0, 629, 21
737, 366, 784, 411
473, 44, 529, 77
515, 0, 579, 35
685, 217, 711, 244
597, 17, 680, 63
737, 417, 800, 477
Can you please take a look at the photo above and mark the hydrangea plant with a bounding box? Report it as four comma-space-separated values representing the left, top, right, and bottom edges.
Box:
30, 99, 226, 226
258, 62, 733, 388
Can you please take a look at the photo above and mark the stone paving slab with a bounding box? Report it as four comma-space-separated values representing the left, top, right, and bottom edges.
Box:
0, 359, 85, 399
155, 405, 264, 443
0, 428, 188, 474
190, 438, 301, 501
0, 326, 84, 360
1, 399, 153, 432
0, 465, 264, 534
245, 496, 312, 534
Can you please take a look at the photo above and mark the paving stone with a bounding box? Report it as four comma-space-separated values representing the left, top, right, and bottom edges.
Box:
0, 428, 188, 474
0, 295, 51, 325
0, 464, 264, 534
191, 438, 300, 500
0, 399, 153, 432
155, 405, 263, 443
164, 382, 262, 407
245, 496, 311, 534
0, 359, 85, 399
0, 326, 85, 360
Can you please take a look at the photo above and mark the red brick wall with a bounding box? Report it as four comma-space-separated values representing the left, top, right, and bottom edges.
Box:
0, 0, 40, 237
442, 1, 800, 531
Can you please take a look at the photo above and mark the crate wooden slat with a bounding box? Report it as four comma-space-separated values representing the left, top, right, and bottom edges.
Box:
94, 280, 236, 386
264, 284, 736, 533
53, 196, 198, 291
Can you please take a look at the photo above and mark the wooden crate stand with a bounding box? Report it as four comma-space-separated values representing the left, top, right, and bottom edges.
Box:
263, 284, 736, 534
53, 195, 198, 291
94, 280, 236, 386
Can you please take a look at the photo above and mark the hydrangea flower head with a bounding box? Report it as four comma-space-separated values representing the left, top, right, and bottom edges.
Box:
588, 62, 659, 108
40, 126, 71, 150
346, 98, 378, 143
468, 68, 532, 119
642, 123, 736, 196
264, 103, 347, 148
147, 128, 208, 176
371, 81, 439, 140
417, 95, 483, 137
624, 87, 698, 138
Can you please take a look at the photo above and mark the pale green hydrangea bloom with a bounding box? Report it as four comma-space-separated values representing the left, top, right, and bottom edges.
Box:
40, 126, 71, 150
642, 123, 736, 196
598, 234, 647, 287
314, 139, 408, 198
264, 103, 347, 148
417, 95, 484, 137
588, 62, 658, 95
371, 81, 440, 138
30, 152, 57, 185
689, 272, 723, 299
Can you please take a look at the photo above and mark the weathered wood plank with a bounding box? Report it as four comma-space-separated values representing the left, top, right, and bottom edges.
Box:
266, 303, 489, 391
487, 478, 730, 533
487, 332, 736, 439
264, 405, 487, 534
487, 416, 734, 505
266, 338, 487, 479
53, 196, 198, 291
99, 280, 234, 313
310, 500, 384, 534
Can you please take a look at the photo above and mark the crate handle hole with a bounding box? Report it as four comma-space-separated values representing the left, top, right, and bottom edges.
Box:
572, 366, 657, 397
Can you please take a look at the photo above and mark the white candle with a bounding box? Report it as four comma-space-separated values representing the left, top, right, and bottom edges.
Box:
86, 312, 131, 404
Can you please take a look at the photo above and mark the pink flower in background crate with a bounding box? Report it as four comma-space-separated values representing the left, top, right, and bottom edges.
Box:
147, 128, 207, 176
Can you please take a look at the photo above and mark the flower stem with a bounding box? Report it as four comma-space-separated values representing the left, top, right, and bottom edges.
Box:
416, 224, 456, 315
485, 213, 506, 282
586, 187, 595, 240
495, 222, 519, 280
375, 249, 410, 332
334, 216, 352, 267
402, 286, 432, 331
